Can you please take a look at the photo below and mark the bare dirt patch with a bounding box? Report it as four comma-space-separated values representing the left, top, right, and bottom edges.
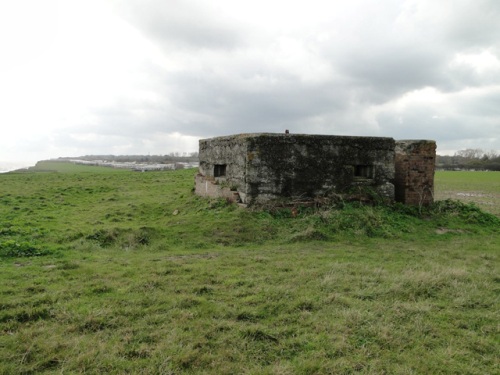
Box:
435, 228, 465, 235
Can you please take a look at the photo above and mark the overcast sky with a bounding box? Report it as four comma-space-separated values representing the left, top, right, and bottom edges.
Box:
1, 0, 499, 170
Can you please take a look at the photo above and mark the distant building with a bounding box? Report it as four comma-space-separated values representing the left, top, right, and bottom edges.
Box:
195, 133, 436, 206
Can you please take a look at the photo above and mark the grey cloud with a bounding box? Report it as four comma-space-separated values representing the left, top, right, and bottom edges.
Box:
377, 112, 482, 142
5, 0, 500, 167
372, 87, 500, 144
164, 69, 352, 135
322, 1, 500, 98
447, 60, 500, 90
76, 1, 500, 153
333, 45, 448, 100
113, 0, 242, 50
79, 69, 352, 142
456, 90, 500, 118
443, 0, 500, 49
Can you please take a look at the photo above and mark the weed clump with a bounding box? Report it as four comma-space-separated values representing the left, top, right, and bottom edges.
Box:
85, 227, 159, 249
263, 201, 417, 241
431, 199, 500, 226
261, 198, 498, 243
0, 240, 53, 258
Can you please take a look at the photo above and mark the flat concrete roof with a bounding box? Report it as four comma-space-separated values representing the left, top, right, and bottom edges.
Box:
200, 133, 395, 142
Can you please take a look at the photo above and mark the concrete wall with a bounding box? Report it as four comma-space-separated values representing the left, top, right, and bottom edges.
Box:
395, 140, 436, 206
196, 135, 248, 203
196, 133, 396, 205
244, 134, 395, 204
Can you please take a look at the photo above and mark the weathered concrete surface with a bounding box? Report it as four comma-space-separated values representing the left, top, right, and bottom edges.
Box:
197, 134, 249, 203
197, 133, 397, 205
194, 174, 242, 202
245, 134, 395, 204
395, 140, 436, 206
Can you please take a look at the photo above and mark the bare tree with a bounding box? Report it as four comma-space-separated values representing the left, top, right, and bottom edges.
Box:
483, 150, 499, 160
455, 148, 484, 159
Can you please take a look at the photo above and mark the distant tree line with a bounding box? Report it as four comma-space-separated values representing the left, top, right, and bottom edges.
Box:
55, 149, 500, 171
437, 149, 500, 171
57, 152, 199, 164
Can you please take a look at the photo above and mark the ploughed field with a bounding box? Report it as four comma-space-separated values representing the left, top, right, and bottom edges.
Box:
0, 163, 499, 374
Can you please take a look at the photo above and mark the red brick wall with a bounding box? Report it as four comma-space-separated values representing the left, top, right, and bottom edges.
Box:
395, 140, 436, 206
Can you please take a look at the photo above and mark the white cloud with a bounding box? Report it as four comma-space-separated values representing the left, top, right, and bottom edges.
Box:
0, 0, 59, 72
1, 0, 500, 169
450, 49, 500, 76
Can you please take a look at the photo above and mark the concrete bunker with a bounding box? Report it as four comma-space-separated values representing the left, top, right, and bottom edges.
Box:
195, 133, 436, 206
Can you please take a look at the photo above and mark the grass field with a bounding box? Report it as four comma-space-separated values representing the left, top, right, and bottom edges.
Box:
435, 171, 500, 216
1, 163, 499, 374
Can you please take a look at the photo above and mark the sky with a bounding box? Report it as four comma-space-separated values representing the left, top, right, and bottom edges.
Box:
1, 0, 499, 170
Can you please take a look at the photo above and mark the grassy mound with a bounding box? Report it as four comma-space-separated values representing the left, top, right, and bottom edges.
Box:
1, 165, 498, 257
